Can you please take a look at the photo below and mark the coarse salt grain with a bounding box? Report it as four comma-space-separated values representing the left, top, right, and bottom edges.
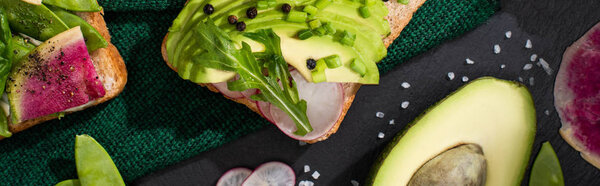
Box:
505, 31, 512, 39
447, 72, 455, 80
401, 82, 411, 89
518, 77, 524, 82
299, 180, 314, 186
545, 110, 550, 116
530, 54, 538, 62
401, 101, 410, 109
525, 39, 532, 49
529, 77, 535, 86
494, 44, 501, 54
500, 64, 506, 69
389, 119, 395, 125
351, 180, 360, 186
376, 112, 384, 118
523, 63, 533, 70
465, 58, 475, 65
312, 171, 320, 179
462, 76, 469, 82
304, 165, 310, 173
539, 58, 553, 75
378, 132, 385, 139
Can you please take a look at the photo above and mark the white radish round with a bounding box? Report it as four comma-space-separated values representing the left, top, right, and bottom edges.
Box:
269, 71, 344, 141
241, 162, 295, 186
242, 88, 259, 99
213, 82, 244, 99
216, 168, 252, 186
257, 101, 274, 123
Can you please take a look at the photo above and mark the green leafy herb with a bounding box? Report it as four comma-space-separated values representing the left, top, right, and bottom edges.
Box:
191, 19, 312, 136
529, 142, 564, 186
0, 9, 12, 138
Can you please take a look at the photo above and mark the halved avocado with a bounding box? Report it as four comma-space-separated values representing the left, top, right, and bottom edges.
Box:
368, 77, 536, 186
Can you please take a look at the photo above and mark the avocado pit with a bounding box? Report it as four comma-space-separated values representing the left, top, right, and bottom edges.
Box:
408, 144, 487, 186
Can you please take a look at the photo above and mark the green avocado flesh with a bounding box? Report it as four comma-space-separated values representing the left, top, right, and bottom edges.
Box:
166, 0, 389, 84
369, 77, 536, 186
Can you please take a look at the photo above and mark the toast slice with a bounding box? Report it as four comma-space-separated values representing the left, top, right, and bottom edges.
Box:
0, 10, 127, 139
161, 0, 426, 143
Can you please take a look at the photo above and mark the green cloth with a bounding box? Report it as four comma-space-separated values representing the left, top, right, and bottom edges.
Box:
0, 0, 498, 185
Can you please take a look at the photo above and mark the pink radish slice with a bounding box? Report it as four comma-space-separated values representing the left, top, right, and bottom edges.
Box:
216, 168, 252, 186
213, 82, 244, 99
257, 101, 275, 123
242, 88, 258, 99
555, 22, 600, 168
241, 162, 295, 186
269, 71, 344, 141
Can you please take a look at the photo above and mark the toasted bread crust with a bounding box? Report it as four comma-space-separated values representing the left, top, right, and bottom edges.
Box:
1, 10, 127, 139
161, 0, 425, 143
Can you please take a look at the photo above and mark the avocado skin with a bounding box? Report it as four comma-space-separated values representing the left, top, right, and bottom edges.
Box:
366, 77, 536, 186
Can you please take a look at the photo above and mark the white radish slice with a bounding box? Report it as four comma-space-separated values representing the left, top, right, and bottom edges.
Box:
257, 101, 274, 123
213, 82, 244, 99
242, 88, 258, 99
241, 162, 295, 186
269, 71, 344, 141
217, 168, 252, 186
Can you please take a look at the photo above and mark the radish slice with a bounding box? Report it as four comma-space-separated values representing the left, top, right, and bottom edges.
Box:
269, 71, 344, 141
242, 88, 259, 99
241, 162, 295, 186
257, 101, 274, 123
213, 82, 244, 99
217, 168, 252, 186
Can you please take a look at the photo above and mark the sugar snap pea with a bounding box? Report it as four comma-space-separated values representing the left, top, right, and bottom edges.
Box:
10, 35, 35, 62
75, 135, 125, 186
43, 0, 102, 12
55, 179, 80, 186
0, 0, 69, 41
48, 6, 108, 52
0, 9, 12, 138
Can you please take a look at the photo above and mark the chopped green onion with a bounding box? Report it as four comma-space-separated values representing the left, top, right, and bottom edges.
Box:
324, 55, 342, 69
359, 6, 371, 18
315, 0, 332, 9
297, 29, 314, 40
350, 59, 367, 76
286, 10, 308, 23
314, 27, 326, 36
398, 0, 410, 5
323, 22, 336, 35
311, 59, 327, 83
257, 1, 268, 9
309, 19, 322, 29
339, 30, 356, 46
267, 0, 277, 7
303, 5, 318, 15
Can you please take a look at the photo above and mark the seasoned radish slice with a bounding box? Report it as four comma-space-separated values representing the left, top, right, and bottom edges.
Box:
213, 82, 244, 99
257, 101, 274, 123
555, 22, 600, 168
241, 162, 295, 186
217, 168, 252, 186
269, 71, 344, 141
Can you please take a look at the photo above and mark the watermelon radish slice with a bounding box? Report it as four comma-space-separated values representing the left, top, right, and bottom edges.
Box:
269, 71, 344, 141
7, 27, 105, 123
241, 162, 295, 186
216, 168, 252, 186
555, 22, 600, 168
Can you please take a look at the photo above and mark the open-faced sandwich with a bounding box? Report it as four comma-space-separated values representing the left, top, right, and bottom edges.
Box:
162, 0, 425, 143
0, 0, 127, 139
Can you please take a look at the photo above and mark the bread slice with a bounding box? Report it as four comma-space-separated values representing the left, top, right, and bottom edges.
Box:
161, 0, 426, 143
0, 10, 128, 139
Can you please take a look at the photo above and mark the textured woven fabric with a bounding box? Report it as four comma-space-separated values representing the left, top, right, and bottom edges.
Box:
0, 0, 498, 185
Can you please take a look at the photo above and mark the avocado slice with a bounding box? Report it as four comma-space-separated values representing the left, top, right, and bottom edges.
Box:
368, 77, 536, 186
166, 0, 389, 84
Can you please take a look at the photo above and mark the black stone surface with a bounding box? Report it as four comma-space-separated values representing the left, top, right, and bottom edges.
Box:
134, 0, 600, 185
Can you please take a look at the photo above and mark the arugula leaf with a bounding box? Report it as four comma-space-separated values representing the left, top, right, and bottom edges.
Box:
191, 19, 312, 136
0, 9, 12, 138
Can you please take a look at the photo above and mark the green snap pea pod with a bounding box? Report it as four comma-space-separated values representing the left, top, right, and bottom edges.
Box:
0, 0, 69, 41
10, 35, 36, 62
42, 0, 102, 12
0, 8, 12, 138
55, 179, 81, 186
75, 135, 125, 186
48, 6, 108, 52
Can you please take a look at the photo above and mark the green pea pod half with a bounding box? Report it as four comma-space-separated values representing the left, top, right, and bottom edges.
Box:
0, 8, 12, 138
0, 0, 69, 41
10, 35, 36, 62
43, 0, 102, 12
55, 179, 81, 186
75, 135, 125, 186
48, 6, 108, 52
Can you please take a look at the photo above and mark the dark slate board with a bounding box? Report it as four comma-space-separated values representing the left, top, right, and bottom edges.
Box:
134, 0, 600, 185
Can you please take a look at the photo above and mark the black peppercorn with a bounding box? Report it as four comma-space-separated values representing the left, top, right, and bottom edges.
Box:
246, 7, 257, 19
228, 15, 238, 24
203, 4, 214, 15
306, 58, 317, 70
236, 21, 246, 31
281, 3, 292, 13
